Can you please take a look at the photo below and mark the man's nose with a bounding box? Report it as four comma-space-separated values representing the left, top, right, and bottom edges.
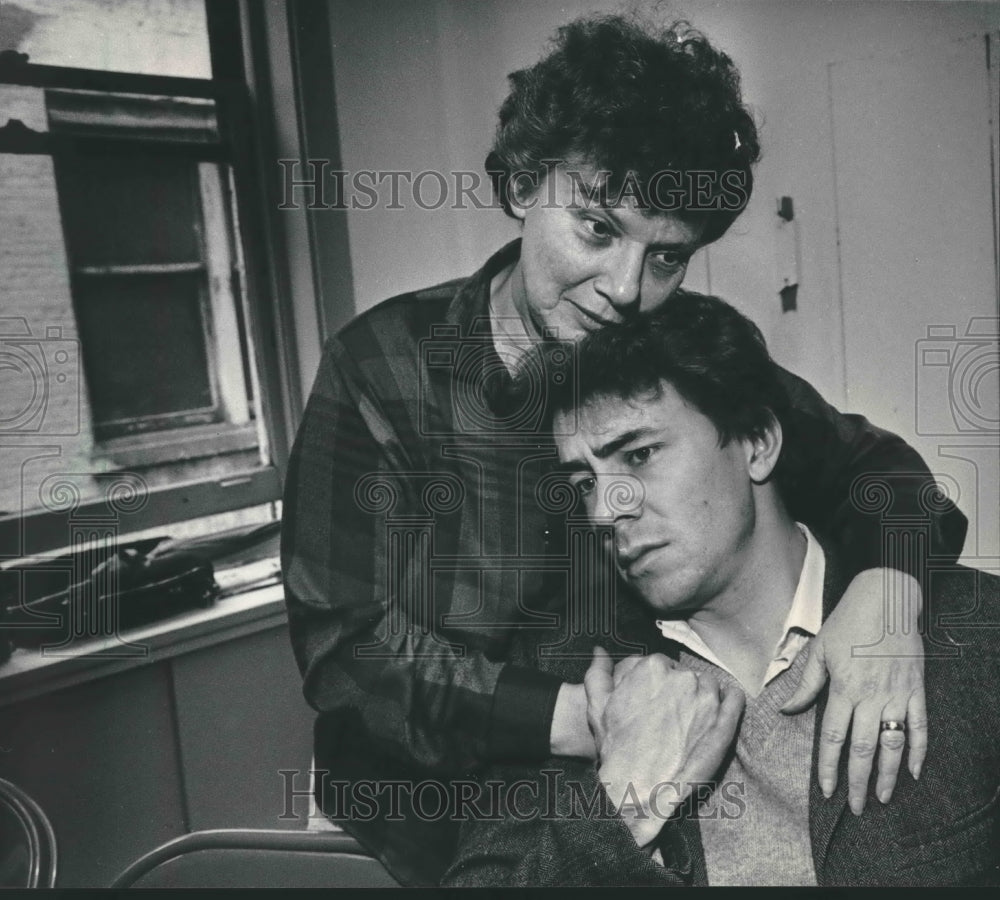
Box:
593, 245, 643, 311
591, 474, 644, 522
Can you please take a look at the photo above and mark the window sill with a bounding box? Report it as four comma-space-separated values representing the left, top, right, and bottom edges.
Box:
96, 421, 259, 469
0, 576, 286, 708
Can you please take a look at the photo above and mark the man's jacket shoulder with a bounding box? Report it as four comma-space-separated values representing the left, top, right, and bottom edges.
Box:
926, 563, 1000, 657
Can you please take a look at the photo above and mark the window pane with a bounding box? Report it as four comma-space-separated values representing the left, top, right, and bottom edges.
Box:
0, 143, 268, 542
0, 0, 211, 78
73, 271, 216, 430
0, 84, 48, 132
55, 154, 203, 267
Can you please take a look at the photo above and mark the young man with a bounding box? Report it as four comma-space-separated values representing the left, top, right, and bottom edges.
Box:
280, 13, 966, 885
443, 294, 1000, 887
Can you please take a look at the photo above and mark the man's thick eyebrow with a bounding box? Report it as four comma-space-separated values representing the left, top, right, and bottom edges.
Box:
594, 427, 657, 459
556, 427, 658, 473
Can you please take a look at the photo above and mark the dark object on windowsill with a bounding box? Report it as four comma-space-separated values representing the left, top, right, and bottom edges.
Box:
0, 539, 218, 652
0, 50, 30, 69
148, 520, 281, 570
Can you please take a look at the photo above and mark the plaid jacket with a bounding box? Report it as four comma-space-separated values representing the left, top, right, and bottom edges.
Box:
280, 239, 967, 884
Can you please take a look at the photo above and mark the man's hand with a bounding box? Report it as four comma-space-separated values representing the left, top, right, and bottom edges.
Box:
585, 648, 745, 848
781, 568, 926, 815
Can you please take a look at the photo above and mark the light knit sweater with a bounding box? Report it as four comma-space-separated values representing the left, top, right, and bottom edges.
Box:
681, 646, 818, 886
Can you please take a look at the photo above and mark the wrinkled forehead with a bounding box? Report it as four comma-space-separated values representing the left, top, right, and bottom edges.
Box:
543, 160, 708, 222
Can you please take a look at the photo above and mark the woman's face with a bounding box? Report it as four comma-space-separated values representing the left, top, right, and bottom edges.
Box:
509, 163, 705, 344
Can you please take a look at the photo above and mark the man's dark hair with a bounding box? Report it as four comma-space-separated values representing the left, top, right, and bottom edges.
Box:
486, 13, 761, 244
518, 292, 801, 487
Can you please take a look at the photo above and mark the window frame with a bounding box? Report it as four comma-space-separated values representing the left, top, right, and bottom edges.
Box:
0, 0, 301, 559
49, 102, 246, 440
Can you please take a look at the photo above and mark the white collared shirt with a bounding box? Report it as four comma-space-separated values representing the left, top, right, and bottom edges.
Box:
654, 523, 825, 691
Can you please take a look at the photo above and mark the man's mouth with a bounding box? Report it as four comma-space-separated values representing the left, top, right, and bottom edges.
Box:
616, 541, 670, 574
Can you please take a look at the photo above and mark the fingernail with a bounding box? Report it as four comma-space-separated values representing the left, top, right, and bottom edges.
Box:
912, 764, 921, 781
879, 790, 890, 804
820, 780, 832, 799
850, 799, 863, 816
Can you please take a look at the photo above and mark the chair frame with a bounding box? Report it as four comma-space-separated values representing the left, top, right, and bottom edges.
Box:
0, 776, 58, 888
109, 828, 395, 888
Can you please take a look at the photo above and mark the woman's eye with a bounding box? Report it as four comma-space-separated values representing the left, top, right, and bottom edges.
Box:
651, 252, 688, 273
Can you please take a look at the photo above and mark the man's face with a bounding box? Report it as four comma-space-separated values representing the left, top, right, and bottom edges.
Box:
510, 164, 705, 343
554, 383, 758, 615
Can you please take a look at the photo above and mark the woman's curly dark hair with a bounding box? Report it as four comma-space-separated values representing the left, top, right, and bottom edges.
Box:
486, 13, 761, 244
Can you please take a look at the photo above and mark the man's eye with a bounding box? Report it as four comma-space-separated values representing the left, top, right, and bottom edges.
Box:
583, 217, 612, 239
624, 446, 655, 466
573, 476, 596, 497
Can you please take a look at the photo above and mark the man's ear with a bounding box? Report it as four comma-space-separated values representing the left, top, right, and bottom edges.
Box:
745, 413, 782, 484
